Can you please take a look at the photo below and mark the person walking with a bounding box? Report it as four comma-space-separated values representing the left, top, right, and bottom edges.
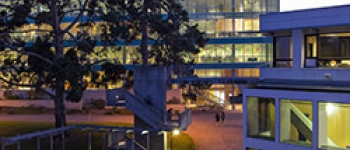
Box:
215, 112, 220, 126
221, 110, 226, 126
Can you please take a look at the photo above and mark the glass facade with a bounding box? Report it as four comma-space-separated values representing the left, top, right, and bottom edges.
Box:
0, 0, 279, 90
247, 97, 275, 141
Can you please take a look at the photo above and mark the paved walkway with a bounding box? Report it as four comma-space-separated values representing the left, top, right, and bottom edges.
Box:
186, 110, 243, 150
0, 110, 243, 150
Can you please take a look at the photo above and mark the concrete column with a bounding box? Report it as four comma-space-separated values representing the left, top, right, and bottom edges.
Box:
279, 100, 291, 142
292, 29, 305, 69
133, 66, 169, 150
318, 103, 328, 148
134, 66, 168, 119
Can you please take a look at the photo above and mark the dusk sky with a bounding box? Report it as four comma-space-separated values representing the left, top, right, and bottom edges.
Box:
280, 0, 350, 11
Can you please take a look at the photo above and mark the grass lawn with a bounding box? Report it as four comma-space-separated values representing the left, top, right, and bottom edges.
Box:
0, 122, 195, 150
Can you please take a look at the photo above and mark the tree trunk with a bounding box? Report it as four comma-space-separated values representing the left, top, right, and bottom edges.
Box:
52, 0, 66, 128
141, 0, 148, 66
54, 95, 67, 128
54, 76, 67, 128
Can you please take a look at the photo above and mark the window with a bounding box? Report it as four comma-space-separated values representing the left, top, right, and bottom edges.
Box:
273, 36, 293, 68
305, 35, 318, 68
280, 100, 313, 147
319, 102, 350, 149
247, 97, 275, 141
304, 33, 350, 68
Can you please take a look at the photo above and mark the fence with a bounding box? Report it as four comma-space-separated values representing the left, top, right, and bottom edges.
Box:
1, 125, 164, 150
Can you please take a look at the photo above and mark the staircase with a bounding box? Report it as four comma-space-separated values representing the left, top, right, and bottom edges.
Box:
126, 91, 192, 130
195, 90, 231, 109
126, 92, 162, 128
290, 104, 337, 146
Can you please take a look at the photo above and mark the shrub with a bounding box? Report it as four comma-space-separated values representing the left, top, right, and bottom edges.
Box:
8, 95, 21, 100
26, 90, 44, 100
7, 106, 48, 114
66, 109, 83, 114
3, 90, 22, 100
91, 99, 106, 110
104, 108, 133, 115
167, 97, 181, 104
3, 90, 12, 98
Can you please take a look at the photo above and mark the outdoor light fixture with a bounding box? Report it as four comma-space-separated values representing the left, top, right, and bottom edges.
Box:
126, 130, 134, 134
172, 129, 180, 135
141, 130, 149, 135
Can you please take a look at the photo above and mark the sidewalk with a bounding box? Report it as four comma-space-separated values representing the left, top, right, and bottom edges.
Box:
186, 110, 243, 150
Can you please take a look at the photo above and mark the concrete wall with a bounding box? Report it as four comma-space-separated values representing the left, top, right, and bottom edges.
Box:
166, 89, 182, 103
0, 100, 83, 110
133, 66, 168, 117
81, 89, 106, 104
261, 5, 350, 31
260, 68, 350, 81
0, 89, 106, 110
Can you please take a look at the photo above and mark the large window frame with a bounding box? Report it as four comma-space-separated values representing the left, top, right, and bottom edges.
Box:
304, 32, 350, 68
273, 36, 293, 68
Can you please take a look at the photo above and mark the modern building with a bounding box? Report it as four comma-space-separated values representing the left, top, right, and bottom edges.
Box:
243, 5, 350, 150
175, 0, 279, 107
0, 0, 280, 108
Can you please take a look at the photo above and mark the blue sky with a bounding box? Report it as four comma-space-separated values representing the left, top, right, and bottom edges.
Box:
280, 0, 350, 11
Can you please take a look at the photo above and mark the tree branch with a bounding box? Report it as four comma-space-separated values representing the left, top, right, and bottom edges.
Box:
4, 48, 54, 66
0, 76, 37, 88
63, 31, 79, 43
63, 0, 90, 32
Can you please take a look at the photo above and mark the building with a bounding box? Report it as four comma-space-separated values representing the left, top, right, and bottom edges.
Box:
243, 5, 350, 150
0, 0, 280, 109
174, 0, 279, 108
0, 1, 280, 150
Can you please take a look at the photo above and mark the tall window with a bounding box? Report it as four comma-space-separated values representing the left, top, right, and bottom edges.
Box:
280, 100, 313, 147
247, 97, 275, 141
319, 102, 350, 149
273, 36, 292, 68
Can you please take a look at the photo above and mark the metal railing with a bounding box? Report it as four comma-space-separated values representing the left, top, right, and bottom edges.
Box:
1, 124, 163, 150
196, 90, 230, 108
178, 109, 192, 130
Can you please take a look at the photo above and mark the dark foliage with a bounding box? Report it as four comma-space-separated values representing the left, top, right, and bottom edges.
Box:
0, 0, 207, 127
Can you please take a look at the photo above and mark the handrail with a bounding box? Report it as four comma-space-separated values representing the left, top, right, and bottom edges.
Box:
126, 92, 161, 117
125, 136, 148, 150
126, 92, 163, 128
196, 90, 230, 107
2, 125, 77, 142
178, 109, 192, 130
290, 104, 337, 146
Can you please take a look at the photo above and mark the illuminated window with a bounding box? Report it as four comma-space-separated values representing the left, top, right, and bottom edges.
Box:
319, 102, 350, 149
280, 100, 313, 147
247, 97, 275, 141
